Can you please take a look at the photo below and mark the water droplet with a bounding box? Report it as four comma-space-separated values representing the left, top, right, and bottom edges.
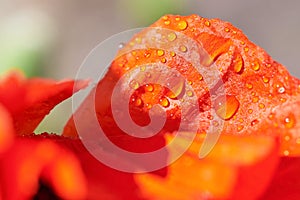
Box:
244, 47, 249, 52
259, 103, 265, 109
140, 65, 146, 72
251, 119, 259, 126
263, 77, 269, 83
233, 53, 244, 73
214, 95, 240, 120
179, 45, 187, 52
212, 120, 219, 127
240, 41, 245, 45
161, 58, 167, 63
284, 114, 296, 129
157, 49, 164, 56
283, 150, 290, 156
162, 16, 169, 20
252, 61, 260, 71
284, 135, 291, 141
167, 32, 177, 41
224, 28, 230, 32
144, 52, 151, 58
175, 17, 180, 21
204, 21, 210, 27
248, 109, 253, 114
199, 74, 203, 81
135, 37, 142, 44
170, 51, 176, 57
252, 97, 259, 103
130, 80, 139, 90
134, 97, 143, 107
164, 20, 171, 25
278, 87, 285, 94
188, 81, 193, 85
178, 20, 188, 30
186, 90, 193, 97
280, 98, 287, 102
268, 113, 274, 120
160, 97, 170, 107
246, 83, 253, 89
145, 84, 154, 92
237, 125, 244, 132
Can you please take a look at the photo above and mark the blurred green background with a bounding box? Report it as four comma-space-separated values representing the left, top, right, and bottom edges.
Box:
0, 0, 299, 133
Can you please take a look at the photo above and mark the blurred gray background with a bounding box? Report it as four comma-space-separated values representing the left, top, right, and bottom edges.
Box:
0, 0, 299, 133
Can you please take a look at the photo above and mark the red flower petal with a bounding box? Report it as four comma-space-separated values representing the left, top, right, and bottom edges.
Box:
261, 157, 300, 200
0, 71, 88, 135
0, 135, 87, 200
0, 103, 14, 153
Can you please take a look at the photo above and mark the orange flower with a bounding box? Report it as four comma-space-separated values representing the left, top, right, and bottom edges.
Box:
0, 14, 300, 200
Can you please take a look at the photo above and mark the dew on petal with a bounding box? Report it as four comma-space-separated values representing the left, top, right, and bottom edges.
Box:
232, 53, 244, 73
186, 90, 193, 97
167, 32, 177, 41
237, 125, 244, 132
164, 20, 171, 25
252, 61, 260, 71
252, 97, 259, 103
246, 83, 253, 89
179, 45, 187, 52
263, 77, 270, 83
214, 95, 240, 120
145, 84, 154, 92
284, 114, 296, 129
157, 49, 165, 57
177, 20, 188, 30
159, 97, 170, 107
204, 21, 210, 27
278, 86, 285, 94
251, 119, 259, 126
134, 97, 143, 107
130, 80, 139, 90
170, 51, 176, 57
161, 58, 167, 63
258, 103, 265, 109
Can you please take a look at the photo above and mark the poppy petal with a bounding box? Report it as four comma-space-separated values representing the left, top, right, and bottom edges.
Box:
0, 103, 14, 153
0, 135, 87, 200
0, 71, 88, 135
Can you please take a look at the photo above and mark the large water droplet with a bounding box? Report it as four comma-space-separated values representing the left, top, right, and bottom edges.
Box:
177, 20, 188, 30
157, 49, 164, 57
214, 95, 240, 120
233, 53, 244, 73
145, 84, 154, 92
159, 97, 170, 107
